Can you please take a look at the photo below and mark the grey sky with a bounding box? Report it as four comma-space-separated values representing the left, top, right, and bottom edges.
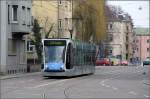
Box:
107, 0, 149, 28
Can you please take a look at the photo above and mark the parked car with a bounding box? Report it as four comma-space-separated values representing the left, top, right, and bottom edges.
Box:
120, 60, 128, 66
109, 58, 120, 66
96, 58, 112, 66
143, 58, 150, 66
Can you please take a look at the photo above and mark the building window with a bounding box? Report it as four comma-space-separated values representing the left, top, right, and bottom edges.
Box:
109, 49, 113, 56
108, 23, 113, 30
147, 39, 150, 43
31, 16, 34, 26
126, 45, 128, 50
108, 34, 113, 42
58, 19, 62, 29
22, 6, 26, 25
27, 41, 35, 52
8, 39, 17, 55
27, 8, 31, 27
22, 6, 25, 10
126, 26, 129, 31
147, 48, 150, 52
65, 18, 68, 30
12, 5, 18, 22
59, 0, 62, 5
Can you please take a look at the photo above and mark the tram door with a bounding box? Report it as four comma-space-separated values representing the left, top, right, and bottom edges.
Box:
66, 44, 74, 69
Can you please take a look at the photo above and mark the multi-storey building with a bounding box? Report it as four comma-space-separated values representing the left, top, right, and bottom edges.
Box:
27, 0, 73, 67
0, 0, 32, 74
105, 6, 134, 61
31, 0, 72, 39
133, 28, 150, 62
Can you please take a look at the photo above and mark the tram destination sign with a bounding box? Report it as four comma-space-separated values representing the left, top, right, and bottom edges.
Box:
44, 40, 66, 46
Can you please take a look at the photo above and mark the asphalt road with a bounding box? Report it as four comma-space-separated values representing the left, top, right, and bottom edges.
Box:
0, 65, 150, 99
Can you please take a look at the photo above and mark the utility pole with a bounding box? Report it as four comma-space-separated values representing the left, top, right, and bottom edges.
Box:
57, 0, 60, 38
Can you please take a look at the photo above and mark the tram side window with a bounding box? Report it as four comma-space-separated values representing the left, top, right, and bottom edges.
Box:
66, 44, 74, 69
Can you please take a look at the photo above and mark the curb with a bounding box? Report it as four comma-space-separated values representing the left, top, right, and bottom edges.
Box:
0, 72, 41, 80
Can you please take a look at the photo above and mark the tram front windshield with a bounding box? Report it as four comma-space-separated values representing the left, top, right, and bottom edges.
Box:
44, 41, 66, 64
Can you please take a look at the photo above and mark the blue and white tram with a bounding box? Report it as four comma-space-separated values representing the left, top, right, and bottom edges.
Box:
42, 38, 96, 77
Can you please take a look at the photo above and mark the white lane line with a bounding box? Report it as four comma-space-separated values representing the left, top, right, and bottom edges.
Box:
144, 95, 150, 98
105, 85, 110, 88
101, 83, 105, 86
17, 93, 40, 96
128, 91, 137, 95
112, 86, 118, 90
29, 79, 70, 89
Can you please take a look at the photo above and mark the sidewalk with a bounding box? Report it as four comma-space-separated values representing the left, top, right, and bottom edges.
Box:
0, 72, 41, 80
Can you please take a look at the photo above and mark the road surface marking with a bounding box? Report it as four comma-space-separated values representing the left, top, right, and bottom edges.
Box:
100, 83, 105, 86
105, 85, 110, 88
128, 91, 137, 95
29, 79, 70, 89
112, 87, 118, 90
144, 95, 150, 98
16, 92, 40, 96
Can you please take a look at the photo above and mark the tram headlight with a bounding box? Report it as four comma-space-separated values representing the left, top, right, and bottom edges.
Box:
45, 64, 48, 68
60, 65, 64, 70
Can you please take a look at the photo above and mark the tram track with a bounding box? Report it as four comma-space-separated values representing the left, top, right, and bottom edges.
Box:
63, 66, 128, 98
63, 66, 147, 98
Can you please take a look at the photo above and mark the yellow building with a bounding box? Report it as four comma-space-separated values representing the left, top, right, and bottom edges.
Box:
32, 1, 58, 38
27, 0, 73, 66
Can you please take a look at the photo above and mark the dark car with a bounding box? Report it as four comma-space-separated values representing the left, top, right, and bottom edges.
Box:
96, 58, 112, 66
143, 58, 150, 66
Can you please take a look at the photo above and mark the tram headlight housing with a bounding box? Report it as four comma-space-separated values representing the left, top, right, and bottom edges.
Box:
45, 64, 48, 69
60, 65, 64, 70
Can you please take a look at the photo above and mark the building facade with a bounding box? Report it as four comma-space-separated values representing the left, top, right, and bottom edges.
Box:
133, 28, 150, 62
27, 0, 73, 66
0, 0, 32, 74
105, 6, 134, 61
32, 0, 72, 39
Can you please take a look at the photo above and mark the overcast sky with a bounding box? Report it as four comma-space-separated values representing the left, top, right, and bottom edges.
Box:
107, 0, 149, 28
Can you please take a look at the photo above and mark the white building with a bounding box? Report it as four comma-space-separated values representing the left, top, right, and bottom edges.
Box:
105, 6, 134, 60
0, 0, 32, 74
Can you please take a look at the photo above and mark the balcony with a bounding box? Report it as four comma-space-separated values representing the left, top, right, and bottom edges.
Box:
11, 22, 31, 38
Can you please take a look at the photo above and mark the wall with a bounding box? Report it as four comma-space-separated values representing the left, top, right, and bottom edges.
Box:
0, 1, 7, 73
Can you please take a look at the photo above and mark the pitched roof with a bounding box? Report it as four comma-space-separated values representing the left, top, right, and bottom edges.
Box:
134, 28, 150, 36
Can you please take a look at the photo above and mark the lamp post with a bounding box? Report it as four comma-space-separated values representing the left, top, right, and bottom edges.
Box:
69, 29, 73, 39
